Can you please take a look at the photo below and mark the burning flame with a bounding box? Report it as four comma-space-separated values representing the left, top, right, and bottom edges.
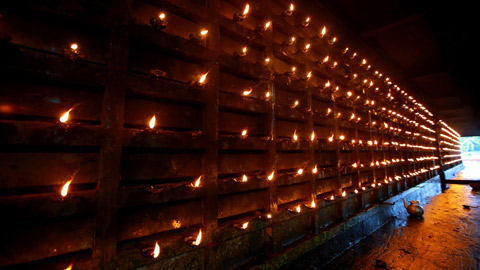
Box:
312, 164, 318, 174
296, 205, 301, 213
354, 189, 358, 194
327, 108, 332, 115
341, 190, 346, 197
325, 80, 331, 87
305, 17, 310, 23
330, 195, 335, 200
61, 180, 72, 197
290, 36, 296, 43
310, 199, 316, 208
339, 135, 345, 140
241, 128, 248, 137
242, 87, 252, 96
267, 171, 274, 181
328, 133, 334, 142
293, 130, 298, 141
241, 46, 247, 54
265, 57, 270, 63
65, 263, 73, 270
194, 229, 202, 245
265, 21, 271, 29
242, 222, 249, 229
288, 3, 294, 11
60, 108, 73, 123
352, 163, 357, 168
305, 43, 311, 50
297, 168, 303, 175
311, 131, 315, 141
70, 43, 78, 51
159, 13, 166, 19
323, 55, 329, 63
200, 30, 208, 36
153, 241, 160, 258
241, 174, 248, 182
267, 213, 272, 219
292, 100, 299, 108
199, 72, 208, 84
243, 4, 250, 15
320, 26, 326, 37
192, 176, 201, 187
306, 71, 312, 80
265, 92, 271, 98
149, 115, 156, 129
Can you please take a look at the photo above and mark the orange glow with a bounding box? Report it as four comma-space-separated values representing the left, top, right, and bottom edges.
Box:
200, 30, 208, 36
242, 87, 252, 96
341, 190, 346, 197
267, 171, 274, 181
191, 176, 201, 187
265, 91, 271, 98
312, 164, 318, 174
295, 205, 301, 213
241, 128, 248, 137
265, 21, 271, 29
320, 26, 326, 37
288, 3, 294, 11
323, 55, 329, 63
149, 115, 156, 129
330, 195, 335, 200
328, 133, 334, 142
242, 222, 249, 229
242, 46, 247, 54
264, 57, 270, 63
293, 130, 298, 141
310, 131, 315, 141
153, 241, 160, 258
243, 4, 250, 15
310, 199, 316, 208
354, 189, 358, 194
65, 263, 73, 270
297, 168, 303, 175
60, 108, 73, 123
241, 174, 248, 182
267, 213, 272, 219
352, 162, 357, 168
199, 72, 208, 84
194, 229, 202, 245
159, 13, 166, 19
61, 180, 72, 197
339, 135, 345, 140
325, 80, 331, 87
305, 43, 311, 51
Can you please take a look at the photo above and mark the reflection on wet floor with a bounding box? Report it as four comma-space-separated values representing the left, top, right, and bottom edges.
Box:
452, 160, 480, 180
283, 179, 480, 269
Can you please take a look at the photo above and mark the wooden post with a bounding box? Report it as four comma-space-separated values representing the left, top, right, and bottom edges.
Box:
94, 0, 131, 268
434, 120, 447, 192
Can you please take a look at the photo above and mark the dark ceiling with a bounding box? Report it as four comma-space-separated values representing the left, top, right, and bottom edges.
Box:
320, 0, 479, 136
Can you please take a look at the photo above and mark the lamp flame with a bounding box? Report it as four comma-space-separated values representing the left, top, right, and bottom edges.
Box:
267, 171, 274, 181
296, 205, 301, 213
192, 176, 201, 187
153, 242, 160, 258
312, 164, 318, 174
200, 30, 208, 36
242, 87, 252, 96
194, 229, 202, 245
199, 72, 208, 84
149, 115, 156, 129
311, 131, 315, 141
65, 263, 73, 270
60, 108, 73, 123
330, 195, 335, 200
159, 13, 166, 19
325, 80, 331, 87
288, 3, 294, 11
310, 199, 316, 208
61, 180, 72, 197
306, 71, 312, 79
243, 4, 250, 15
293, 130, 298, 141
241, 128, 248, 137
297, 168, 303, 175
242, 222, 249, 229
320, 26, 326, 37
328, 133, 334, 142
323, 55, 329, 63
241, 174, 248, 182
265, 21, 271, 29
341, 190, 346, 197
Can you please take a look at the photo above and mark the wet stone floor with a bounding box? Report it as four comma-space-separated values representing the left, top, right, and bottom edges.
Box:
284, 183, 480, 270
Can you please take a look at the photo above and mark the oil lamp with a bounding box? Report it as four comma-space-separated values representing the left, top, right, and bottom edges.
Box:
233, 4, 250, 22
283, 36, 295, 46
234, 46, 248, 57
302, 17, 310, 27
142, 241, 160, 258
59, 108, 73, 123
328, 36, 336, 45
256, 21, 271, 35
301, 43, 311, 53
149, 115, 156, 129
242, 87, 252, 96
234, 221, 249, 230
185, 229, 202, 246
241, 128, 248, 138
320, 26, 327, 37
283, 3, 294, 16
190, 29, 208, 43
150, 12, 167, 29
63, 43, 86, 61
